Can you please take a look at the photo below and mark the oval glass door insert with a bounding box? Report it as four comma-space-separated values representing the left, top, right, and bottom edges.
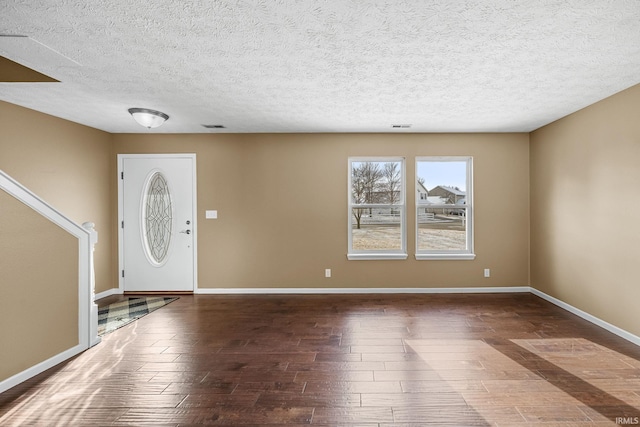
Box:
142, 171, 173, 265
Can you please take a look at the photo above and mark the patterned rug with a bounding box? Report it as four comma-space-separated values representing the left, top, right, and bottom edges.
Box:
97, 297, 178, 336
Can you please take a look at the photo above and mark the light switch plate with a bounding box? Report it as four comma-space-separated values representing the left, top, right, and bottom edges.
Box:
205, 210, 218, 219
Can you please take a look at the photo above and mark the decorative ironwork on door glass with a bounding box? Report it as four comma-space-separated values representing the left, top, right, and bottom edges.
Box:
143, 171, 173, 265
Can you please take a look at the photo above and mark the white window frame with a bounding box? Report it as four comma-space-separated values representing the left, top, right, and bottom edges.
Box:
348, 157, 407, 260
415, 156, 475, 260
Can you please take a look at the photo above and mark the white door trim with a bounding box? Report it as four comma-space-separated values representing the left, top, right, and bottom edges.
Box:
117, 153, 198, 292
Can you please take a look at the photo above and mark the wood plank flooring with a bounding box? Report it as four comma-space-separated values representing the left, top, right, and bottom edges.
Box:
2, 293, 640, 426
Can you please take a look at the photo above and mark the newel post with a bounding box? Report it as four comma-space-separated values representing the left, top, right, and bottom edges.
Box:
83, 222, 101, 347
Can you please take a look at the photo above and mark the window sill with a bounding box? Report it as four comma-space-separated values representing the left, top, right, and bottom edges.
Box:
347, 253, 408, 261
415, 253, 476, 260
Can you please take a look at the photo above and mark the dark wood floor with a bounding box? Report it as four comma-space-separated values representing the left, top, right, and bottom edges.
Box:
2, 293, 640, 426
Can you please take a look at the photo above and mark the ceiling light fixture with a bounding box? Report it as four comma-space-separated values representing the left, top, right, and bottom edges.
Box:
128, 108, 169, 129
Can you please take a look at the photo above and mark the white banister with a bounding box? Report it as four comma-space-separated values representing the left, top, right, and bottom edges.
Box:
82, 222, 101, 347
0, 169, 97, 393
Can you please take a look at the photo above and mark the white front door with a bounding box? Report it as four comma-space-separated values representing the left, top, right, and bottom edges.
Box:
119, 154, 196, 292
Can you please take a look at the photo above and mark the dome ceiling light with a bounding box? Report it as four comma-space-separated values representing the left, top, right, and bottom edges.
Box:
128, 108, 169, 129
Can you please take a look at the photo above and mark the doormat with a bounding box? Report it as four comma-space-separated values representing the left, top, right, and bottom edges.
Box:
97, 297, 178, 336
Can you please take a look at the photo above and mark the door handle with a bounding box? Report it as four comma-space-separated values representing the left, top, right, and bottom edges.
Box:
179, 229, 191, 234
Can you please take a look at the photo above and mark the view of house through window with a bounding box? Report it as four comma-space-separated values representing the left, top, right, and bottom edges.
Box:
416, 157, 473, 258
349, 158, 405, 258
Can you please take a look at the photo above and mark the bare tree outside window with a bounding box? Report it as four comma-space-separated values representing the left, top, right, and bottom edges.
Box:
351, 161, 383, 229
382, 162, 401, 206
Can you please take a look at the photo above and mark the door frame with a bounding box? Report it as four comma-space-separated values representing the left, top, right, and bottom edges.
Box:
117, 153, 198, 293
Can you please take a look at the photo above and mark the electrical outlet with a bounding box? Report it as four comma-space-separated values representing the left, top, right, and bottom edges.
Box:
325, 269, 331, 278
484, 268, 491, 278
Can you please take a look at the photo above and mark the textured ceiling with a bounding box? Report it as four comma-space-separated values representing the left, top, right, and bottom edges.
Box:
0, 0, 639, 133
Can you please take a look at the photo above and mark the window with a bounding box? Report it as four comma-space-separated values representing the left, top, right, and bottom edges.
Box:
348, 157, 407, 260
416, 157, 474, 260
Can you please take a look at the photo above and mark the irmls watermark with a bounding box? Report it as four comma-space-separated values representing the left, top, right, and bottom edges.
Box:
616, 417, 640, 425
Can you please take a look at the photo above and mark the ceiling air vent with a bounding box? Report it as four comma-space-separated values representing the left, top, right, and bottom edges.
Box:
202, 124, 226, 129
391, 124, 412, 129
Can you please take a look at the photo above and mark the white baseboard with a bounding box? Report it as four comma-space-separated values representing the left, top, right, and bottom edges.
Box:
195, 286, 531, 295
530, 288, 640, 347
0, 344, 85, 394
95, 288, 122, 301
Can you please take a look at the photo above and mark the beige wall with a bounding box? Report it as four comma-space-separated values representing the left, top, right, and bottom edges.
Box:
0, 101, 113, 293
0, 190, 78, 381
114, 132, 530, 289
0, 100, 529, 295
530, 83, 640, 336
